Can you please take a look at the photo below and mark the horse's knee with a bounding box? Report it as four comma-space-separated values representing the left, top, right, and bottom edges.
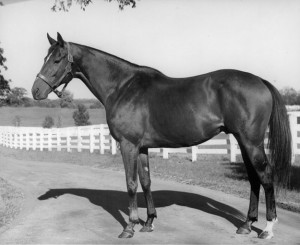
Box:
127, 180, 138, 196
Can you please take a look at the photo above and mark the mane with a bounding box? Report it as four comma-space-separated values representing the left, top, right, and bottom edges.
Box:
70, 42, 139, 68
70, 42, 165, 76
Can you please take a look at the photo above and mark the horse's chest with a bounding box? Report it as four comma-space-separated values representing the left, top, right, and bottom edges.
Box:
106, 105, 146, 144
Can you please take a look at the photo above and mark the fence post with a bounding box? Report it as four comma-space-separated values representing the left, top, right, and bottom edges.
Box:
19, 128, 23, 149
77, 127, 82, 152
14, 129, 19, 149
40, 128, 43, 151
67, 128, 71, 152
32, 130, 36, 150
9, 128, 13, 148
163, 149, 168, 159
289, 113, 297, 164
111, 136, 117, 155
192, 146, 197, 162
99, 125, 105, 154
48, 129, 52, 151
57, 129, 61, 151
26, 129, 30, 150
229, 134, 237, 163
90, 127, 94, 153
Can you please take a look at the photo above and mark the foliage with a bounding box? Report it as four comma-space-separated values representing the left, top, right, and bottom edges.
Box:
73, 103, 91, 126
6, 87, 28, 107
0, 107, 107, 127
42, 116, 55, 128
12, 116, 21, 127
280, 87, 300, 105
51, 0, 136, 11
59, 89, 75, 108
35, 99, 58, 108
56, 115, 62, 128
0, 43, 11, 105
89, 100, 103, 109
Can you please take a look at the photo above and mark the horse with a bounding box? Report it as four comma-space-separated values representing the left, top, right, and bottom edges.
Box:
32, 33, 291, 240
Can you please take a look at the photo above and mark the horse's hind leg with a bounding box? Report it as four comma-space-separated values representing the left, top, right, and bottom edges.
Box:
237, 138, 277, 239
137, 148, 157, 232
236, 144, 261, 234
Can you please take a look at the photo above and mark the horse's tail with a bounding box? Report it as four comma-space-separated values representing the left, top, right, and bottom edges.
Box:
262, 79, 292, 188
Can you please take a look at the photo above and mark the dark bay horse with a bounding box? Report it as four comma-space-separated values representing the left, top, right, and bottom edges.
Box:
32, 33, 291, 239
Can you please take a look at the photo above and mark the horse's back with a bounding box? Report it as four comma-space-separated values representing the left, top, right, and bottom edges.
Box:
144, 69, 272, 147
108, 69, 273, 148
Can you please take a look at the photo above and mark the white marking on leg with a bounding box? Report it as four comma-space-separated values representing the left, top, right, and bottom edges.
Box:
261, 218, 278, 239
144, 167, 148, 172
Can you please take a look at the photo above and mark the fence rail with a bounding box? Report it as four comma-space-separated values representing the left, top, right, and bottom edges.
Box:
0, 112, 299, 164
0, 124, 117, 154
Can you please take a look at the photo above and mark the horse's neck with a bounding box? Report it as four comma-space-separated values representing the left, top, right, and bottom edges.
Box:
72, 43, 135, 107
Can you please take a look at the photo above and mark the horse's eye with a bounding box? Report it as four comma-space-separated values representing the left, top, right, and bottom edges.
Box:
54, 59, 60, 64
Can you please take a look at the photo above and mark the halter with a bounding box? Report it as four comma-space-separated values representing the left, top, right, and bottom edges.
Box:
36, 42, 74, 98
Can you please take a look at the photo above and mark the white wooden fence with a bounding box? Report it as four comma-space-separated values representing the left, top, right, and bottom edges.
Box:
0, 112, 299, 164
0, 124, 117, 155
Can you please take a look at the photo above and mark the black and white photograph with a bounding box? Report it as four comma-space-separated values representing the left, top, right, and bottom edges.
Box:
0, 0, 299, 244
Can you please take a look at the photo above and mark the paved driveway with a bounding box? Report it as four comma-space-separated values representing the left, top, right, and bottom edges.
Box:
0, 156, 299, 244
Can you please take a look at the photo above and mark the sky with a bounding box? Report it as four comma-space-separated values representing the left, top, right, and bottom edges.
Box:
0, 0, 300, 99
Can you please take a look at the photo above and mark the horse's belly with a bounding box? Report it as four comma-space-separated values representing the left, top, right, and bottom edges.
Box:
144, 110, 223, 148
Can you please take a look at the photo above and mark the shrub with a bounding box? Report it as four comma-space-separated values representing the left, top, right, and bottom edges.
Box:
59, 90, 75, 108
73, 103, 91, 126
56, 116, 62, 128
42, 116, 54, 128
12, 116, 21, 127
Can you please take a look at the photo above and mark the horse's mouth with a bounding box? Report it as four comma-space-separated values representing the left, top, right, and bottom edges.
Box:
32, 79, 51, 100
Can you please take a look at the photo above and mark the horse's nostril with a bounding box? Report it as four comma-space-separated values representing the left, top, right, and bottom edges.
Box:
33, 88, 40, 98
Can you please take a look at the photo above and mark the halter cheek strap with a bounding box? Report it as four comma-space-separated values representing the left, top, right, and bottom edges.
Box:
36, 42, 74, 98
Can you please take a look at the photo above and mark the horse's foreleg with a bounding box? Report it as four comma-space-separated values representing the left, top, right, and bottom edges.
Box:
118, 139, 139, 238
137, 148, 157, 232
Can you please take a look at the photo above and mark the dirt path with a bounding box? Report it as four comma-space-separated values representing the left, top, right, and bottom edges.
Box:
0, 155, 299, 244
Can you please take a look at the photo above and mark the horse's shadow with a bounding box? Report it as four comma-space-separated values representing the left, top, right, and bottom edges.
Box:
38, 188, 262, 234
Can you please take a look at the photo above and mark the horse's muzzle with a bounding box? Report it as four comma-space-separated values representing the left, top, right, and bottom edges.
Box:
31, 78, 51, 100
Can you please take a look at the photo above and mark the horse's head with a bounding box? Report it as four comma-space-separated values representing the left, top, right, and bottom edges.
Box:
32, 33, 74, 100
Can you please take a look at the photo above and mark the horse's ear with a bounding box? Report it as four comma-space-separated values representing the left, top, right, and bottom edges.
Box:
47, 33, 56, 46
57, 32, 64, 47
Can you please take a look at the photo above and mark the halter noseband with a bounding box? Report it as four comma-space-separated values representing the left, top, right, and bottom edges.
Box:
36, 42, 74, 98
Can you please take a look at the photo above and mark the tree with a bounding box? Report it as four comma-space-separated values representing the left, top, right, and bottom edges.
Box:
42, 116, 55, 128
280, 87, 300, 105
0, 43, 11, 106
73, 103, 91, 126
51, 0, 136, 11
6, 87, 28, 106
59, 89, 75, 108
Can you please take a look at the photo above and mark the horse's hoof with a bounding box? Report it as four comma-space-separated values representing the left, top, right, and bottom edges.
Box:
236, 222, 251, 235
258, 231, 274, 239
118, 229, 134, 238
236, 226, 251, 234
140, 224, 154, 232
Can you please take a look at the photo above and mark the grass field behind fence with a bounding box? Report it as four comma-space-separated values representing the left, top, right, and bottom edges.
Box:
0, 107, 107, 127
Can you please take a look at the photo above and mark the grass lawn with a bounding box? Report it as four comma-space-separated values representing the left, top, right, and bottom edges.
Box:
0, 107, 107, 127
0, 146, 299, 214
0, 177, 24, 228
